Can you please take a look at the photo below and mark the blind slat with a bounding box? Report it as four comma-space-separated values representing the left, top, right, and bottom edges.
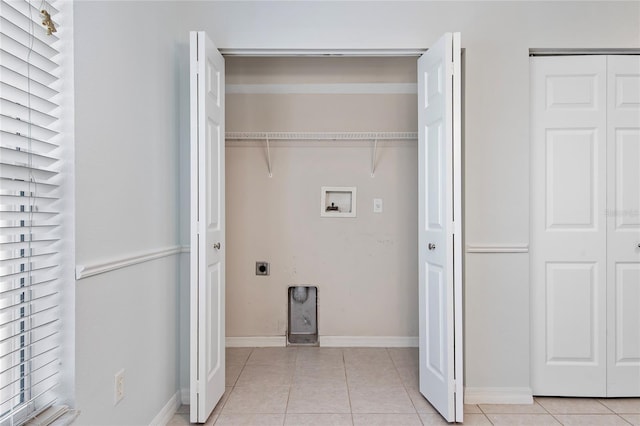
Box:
1, 251, 59, 266
1, 114, 60, 141
0, 1, 60, 45
0, 357, 58, 395
0, 98, 58, 127
0, 66, 59, 100
0, 275, 57, 295
0, 17, 60, 60
0, 163, 59, 181
0, 351, 59, 382
0, 301, 58, 327
0, 303, 57, 327
0, 45, 58, 82
0, 263, 58, 280
0, 146, 59, 166
0, 372, 59, 410
0, 222, 60, 233
0, 82, 58, 116
0, 33, 60, 70
0, 131, 59, 155
0, 278, 56, 298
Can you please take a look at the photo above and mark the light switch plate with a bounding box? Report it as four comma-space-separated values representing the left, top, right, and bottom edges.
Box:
373, 198, 383, 213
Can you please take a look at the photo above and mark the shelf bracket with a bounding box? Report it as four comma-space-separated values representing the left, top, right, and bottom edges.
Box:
370, 138, 378, 177
265, 136, 273, 177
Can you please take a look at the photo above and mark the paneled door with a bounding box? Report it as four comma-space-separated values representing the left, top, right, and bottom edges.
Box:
190, 31, 226, 422
418, 32, 463, 422
606, 55, 640, 397
531, 54, 640, 397
531, 55, 608, 396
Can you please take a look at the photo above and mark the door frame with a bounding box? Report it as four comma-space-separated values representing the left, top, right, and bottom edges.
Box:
191, 43, 466, 421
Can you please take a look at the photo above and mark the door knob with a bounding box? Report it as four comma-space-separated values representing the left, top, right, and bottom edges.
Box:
213, 242, 221, 250
428, 243, 436, 250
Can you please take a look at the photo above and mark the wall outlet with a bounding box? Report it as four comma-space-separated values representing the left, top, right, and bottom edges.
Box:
256, 261, 270, 276
114, 369, 125, 405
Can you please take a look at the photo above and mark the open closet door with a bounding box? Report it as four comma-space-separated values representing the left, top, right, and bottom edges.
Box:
417, 32, 463, 423
190, 31, 226, 423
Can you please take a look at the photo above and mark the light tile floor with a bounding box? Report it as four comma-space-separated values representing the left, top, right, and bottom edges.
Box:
168, 347, 640, 425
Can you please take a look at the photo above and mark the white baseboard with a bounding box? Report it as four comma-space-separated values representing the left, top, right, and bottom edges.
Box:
464, 387, 533, 405
225, 336, 418, 347
180, 388, 190, 405
226, 336, 286, 347
149, 390, 181, 426
319, 336, 418, 347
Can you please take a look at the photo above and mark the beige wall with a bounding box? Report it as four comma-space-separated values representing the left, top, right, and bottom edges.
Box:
225, 57, 419, 338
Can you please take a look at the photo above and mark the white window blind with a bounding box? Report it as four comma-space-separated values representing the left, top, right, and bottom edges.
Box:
0, 0, 65, 424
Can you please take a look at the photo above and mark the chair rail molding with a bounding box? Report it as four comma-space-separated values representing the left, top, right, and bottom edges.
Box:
75, 245, 183, 280
465, 244, 529, 254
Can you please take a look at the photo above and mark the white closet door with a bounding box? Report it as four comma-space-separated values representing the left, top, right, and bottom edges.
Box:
418, 32, 463, 422
190, 31, 226, 423
606, 55, 640, 397
531, 56, 608, 396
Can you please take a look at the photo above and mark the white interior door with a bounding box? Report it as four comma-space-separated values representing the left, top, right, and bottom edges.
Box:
418, 32, 463, 423
606, 55, 640, 397
531, 55, 608, 396
190, 30, 226, 423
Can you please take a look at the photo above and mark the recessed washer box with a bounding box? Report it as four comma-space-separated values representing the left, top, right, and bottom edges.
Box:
321, 186, 356, 218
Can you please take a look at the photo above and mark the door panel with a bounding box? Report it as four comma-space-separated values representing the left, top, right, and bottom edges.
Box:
606, 55, 640, 396
418, 32, 462, 423
545, 129, 597, 229
531, 55, 607, 396
190, 31, 226, 423
545, 262, 598, 363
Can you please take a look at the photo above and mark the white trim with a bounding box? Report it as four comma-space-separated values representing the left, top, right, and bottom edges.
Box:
464, 387, 534, 405
219, 48, 426, 57
149, 391, 181, 426
225, 336, 418, 347
465, 244, 529, 254
319, 336, 419, 347
226, 336, 287, 347
529, 48, 640, 57
227, 83, 417, 95
75, 245, 183, 280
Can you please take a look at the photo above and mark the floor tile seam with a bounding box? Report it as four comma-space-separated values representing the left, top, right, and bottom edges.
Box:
284, 377, 293, 421
549, 412, 636, 426
617, 413, 636, 425
388, 348, 421, 416
227, 361, 247, 387
214, 386, 233, 416
343, 355, 355, 426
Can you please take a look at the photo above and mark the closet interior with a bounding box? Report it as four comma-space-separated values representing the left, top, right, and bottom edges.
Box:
224, 56, 421, 343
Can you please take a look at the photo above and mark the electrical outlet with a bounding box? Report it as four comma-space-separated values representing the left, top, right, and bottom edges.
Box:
256, 261, 270, 276
114, 369, 125, 405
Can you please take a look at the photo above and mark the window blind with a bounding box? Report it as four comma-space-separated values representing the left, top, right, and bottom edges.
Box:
0, 1, 64, 424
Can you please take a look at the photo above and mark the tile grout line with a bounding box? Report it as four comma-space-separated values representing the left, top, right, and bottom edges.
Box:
342, 348, 356, 425
281, 348, 297, 426
387, 348, 418, 415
